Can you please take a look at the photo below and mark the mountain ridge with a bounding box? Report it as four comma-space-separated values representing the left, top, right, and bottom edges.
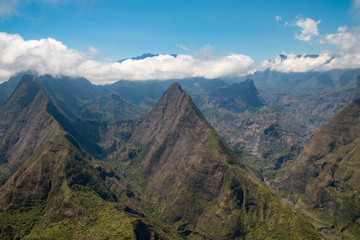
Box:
0, 74, 339, 239
0, 75, 165, 239
275, 98, 360, 239
114, 82, 322, 239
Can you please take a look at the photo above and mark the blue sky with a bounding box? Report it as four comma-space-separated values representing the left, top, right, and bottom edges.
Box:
0, 0, 359, 84
0, 0, 355, 61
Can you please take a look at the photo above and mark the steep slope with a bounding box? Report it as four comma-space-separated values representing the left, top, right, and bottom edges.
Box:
38, 74, 107, 120
0, 76, 166, 239
0, 75, 102, 185
0, 132, 144, 239
276, 98, 360, 239
118, 83, 322, 239
0, 72, 30, 106
0, 75, 61, 185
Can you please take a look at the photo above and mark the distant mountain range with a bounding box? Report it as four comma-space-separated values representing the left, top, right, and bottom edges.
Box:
278, 54, 321, 59
0, 67, 360, 238
118, 53, 177, 63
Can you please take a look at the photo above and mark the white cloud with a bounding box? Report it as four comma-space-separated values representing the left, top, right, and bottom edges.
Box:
260, 52, 333, 73
294, 17, 321, 42
258, 24, 360, 73
275, 16, 282, 21
325, 26, 360, 54
79, 53, 255, 84
3, 25, 360, 85
176, 44, 190, 51
317, 25, 360, 70
319, 53, 360, 70
0, 32, 94, 82
0, 32, 256, 84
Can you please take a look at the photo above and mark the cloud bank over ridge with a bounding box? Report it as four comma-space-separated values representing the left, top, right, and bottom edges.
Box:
0, 32, 256, 84
1, 25, 360, 84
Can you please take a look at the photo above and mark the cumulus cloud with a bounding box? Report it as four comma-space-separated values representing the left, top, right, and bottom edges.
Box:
294, 17, 321, 42
258, 25, 360, 73
325, 26, 360, 54
176, 44, 190, 51
0, 32, 256, 84
0, 32, 92, 81
260, 52, 333, 73
80, 53, 255, 84
317, 25, 360, 70
3, 24, 360, 85
275, 16, 282, 21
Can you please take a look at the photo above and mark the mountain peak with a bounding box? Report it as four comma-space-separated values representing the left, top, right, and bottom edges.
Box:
17, 73, 35, 84
143, 81, 204, 120
118, 53, 177, 62
9, 74, 41, 108
162, 81, 183, 95
132, 82, 205, 145
120, 81, 322, 239
205, 78, 265, 112
243, 78, 256, 87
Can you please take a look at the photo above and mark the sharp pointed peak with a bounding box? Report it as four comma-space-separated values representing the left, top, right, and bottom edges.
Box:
148, 81, 189, 114
164, 81, 184, 94
243, 78, 255, 84
150, 81, 194, 114
133, 79, 212, 151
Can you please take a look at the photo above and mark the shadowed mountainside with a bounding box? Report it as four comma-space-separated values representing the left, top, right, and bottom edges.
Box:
0, 75, 166, 239
0, 75, 61, 185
